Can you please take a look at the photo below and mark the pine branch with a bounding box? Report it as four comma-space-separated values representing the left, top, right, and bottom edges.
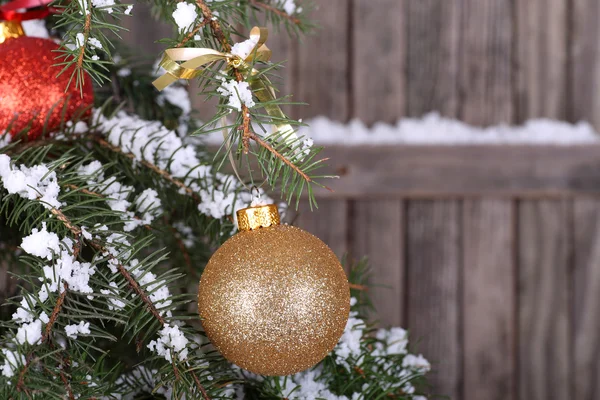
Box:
248, 131, 312, 185
16, 354, 33, 396
50, 208, 82, 256
168, 223, 196, 279
195, 0, 231, 52
76, 6, 93, 70
192, 370, 211, 399
177, 19, 211, 48
62, 184, 105, 198
42, 283, 69, 344
249, 0, 301, 25
59, 368, 76, 400
115, 257, 165, 325
91, 135, 202, 202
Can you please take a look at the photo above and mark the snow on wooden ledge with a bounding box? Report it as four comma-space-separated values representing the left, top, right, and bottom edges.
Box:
301, 113, 599, 145
203, 112, 599, 145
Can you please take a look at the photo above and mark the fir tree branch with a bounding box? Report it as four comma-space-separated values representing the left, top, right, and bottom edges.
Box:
348, 283, 368, 291
42, 283, 69, 344
92, 135, 201, 202
76, 7, 93, 70
177, 19, 211, 48
49, 200, 211, 398
59, 368, 75, 400
248, 131, 312, 184
195, 0, 231, 52
249, 0, 301, 25
192, 370, 211, 400
50, 208, 82, 256
16, 354, 33, 396
116, 261, 165, 325
168, 223, 196, 279
63, 184, 105, 198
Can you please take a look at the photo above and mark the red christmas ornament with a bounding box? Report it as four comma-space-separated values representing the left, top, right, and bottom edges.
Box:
0, 36, 94, 140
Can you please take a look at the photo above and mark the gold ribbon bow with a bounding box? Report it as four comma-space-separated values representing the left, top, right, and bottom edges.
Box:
152, 26, 294, 142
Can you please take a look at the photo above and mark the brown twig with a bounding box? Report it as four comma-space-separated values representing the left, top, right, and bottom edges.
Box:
191, 370, 211, 400
63, 184, 105, 198
247, 131, 312, 183
249, 0, 301, 25
195, 0, 231, 52
92, 135, 201, 203
49, 207, 82, 257
59, 369, 75, 400
348, 283, 368, 291
76, 5, 93, 69
42, 283, 69, 344
91, 248, 166, 325
16, 354, 34, 395
176, 19, 211, 48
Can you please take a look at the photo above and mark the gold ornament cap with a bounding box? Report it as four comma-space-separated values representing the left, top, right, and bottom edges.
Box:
236, 204, 280, 231
0, 21, 25, 44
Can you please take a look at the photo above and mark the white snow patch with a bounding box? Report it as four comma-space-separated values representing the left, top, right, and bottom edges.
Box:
202, 113, 600, 146
172, 2, 199, 33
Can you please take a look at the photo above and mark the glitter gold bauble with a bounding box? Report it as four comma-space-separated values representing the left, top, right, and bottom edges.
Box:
0, 34, 94, 141
198, 204, 350, 376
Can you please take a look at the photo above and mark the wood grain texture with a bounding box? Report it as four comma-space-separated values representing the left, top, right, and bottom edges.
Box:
405, 0, 461, 118
407, 201, 461, 399
352, 0, 406, 124
515, 0, 568, 121
293, 199, 348, 259
351, 200, 403, 327
292, 0, 349, 121
303, 145, 600, 198
459, 0, 514, 125
120, 4, 173, 55
573, 199, 600, 400
463, 200, 516, 400
571, 0, 600, 128
518, 200, 571, 400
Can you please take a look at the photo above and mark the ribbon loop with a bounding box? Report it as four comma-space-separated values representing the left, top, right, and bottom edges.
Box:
153, 27, 296, 146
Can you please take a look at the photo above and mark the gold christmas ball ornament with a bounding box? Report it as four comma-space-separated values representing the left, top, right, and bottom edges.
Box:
198, 204, 350, 376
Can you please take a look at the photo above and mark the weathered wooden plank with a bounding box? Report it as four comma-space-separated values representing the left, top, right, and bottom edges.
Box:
292, 0, 349, 121
293, 199, 348, 259
518, 200, 571, 400
459, 0, 514, 125
351, 200, 403, 327
573, 199, 600, 400
407, 200, 461, 398
571, 0, 600, 128
463, 200, 515, 400
405, 0, 461, 118
352, 0, 405, 124
293, 145, 600, 198
120, 4, 173, 55
514, 0, 568, 121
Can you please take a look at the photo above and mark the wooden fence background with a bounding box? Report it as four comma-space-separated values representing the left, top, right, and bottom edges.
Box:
122, 1, 600, 399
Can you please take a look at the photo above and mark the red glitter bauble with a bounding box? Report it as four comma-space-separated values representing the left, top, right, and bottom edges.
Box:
0, 36, 94, 140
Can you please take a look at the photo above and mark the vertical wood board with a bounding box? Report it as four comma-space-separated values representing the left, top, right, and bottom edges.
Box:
462, 200, 516, 400
518, 200, 571, 400
514, 0, 568, 121
351, 200, 404, 327
405, 0, 461, 118
571, 0, 600, 127
407, 200, 462, 399
294, 199, 348, 259
292, 0, 350, 121
458, 0, 514, 125
573, 199, 600, 400
352, 0, 406, 124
